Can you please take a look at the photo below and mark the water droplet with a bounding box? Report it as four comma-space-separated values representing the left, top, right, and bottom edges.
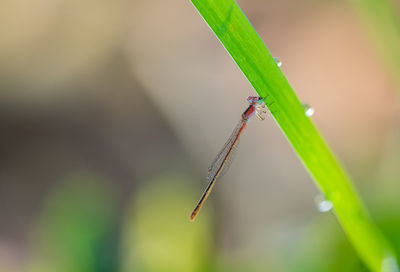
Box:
302, 103, 314, 117
318, 200, 333, 212
382, 256, 399, 272
314, 195, 333, 213
273, 57, 282, 67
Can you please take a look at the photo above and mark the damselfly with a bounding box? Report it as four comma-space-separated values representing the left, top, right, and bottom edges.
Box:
189, 96, 266, 221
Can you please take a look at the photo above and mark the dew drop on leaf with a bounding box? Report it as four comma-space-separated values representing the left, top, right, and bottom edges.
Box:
302, 103, 314, 117
315, 194, 333, 213
273, 57, 282, 67
382, 256, 399, 272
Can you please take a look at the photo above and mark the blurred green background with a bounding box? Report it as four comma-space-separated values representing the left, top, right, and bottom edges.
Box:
0, 0, 399, 271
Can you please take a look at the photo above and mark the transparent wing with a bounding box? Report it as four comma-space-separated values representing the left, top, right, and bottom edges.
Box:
190, 125, 242, 222
217, 138, 239, 179
206, 118, 245, 182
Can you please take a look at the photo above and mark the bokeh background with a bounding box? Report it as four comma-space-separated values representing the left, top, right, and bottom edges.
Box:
0, 0, 399, 271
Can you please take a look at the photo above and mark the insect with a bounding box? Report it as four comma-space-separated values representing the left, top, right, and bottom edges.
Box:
189, 96, 267, 221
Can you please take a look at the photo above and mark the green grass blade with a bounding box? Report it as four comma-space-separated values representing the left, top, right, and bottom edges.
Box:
190, 0, 397, 270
